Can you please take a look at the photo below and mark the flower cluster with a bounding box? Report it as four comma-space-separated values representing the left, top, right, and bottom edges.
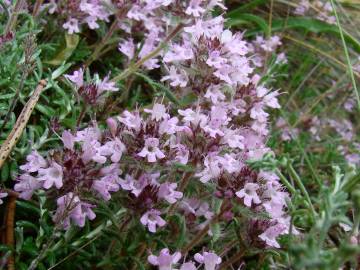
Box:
41, 0, 114, 34
65, 68, 118, 105
277, 114, 360, 167
14, 0, 294, 260
118, 0, 227, 70
148, 249, 221, 270
294, 0, 336, 24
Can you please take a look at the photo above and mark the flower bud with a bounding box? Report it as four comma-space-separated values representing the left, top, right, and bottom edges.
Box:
350, 235, 358, 245
222, 210, 234, 221
106, 117, 118, 137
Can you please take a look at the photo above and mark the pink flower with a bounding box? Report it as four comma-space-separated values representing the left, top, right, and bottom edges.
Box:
84, 16, 98, 29
38, 162, 63, 189
92, 176, 120, 201
75, 126, 101, 143
202, 106, 229, 138
144, 103, 169, 121
20, 150, 47, 173
206, 51, 227, 69
138, 138, 165, 162
184, 16, 224, 39
159, 117, 179, 135
221, 30, 249, 55
118, 175, 140, 195
172, 144, 189, 164
204, 86, 225, 104
236, 183, 261, 207
295, 0, 310, 15
161, 66, 188, 88
97, 75, 118, 93
139, 34, 160, 70
148, 248, 181, 270
257, 35, 282, 52
259, 223, 287, 248
140, 209, 166, 233
81, 140, 107, 164
250, 103, 269, 122
180, 198, 214, 219
194, 251, 222, 270
117, 110, 142, 131
158, 182, 183, 204
178, 108, 207, 127
163, 44, 194, 62
62, 130, 75, 150
186, 0, 205, 17
64, 68, 84, 88
99, 138, 126, 163
180, 262, 196, 270
118, 38, 135, 59
0, 192, 7, 205
263, 198, 286, 218
14, 174, 43, 200
222, 129, 244, 149
263, 91, 281, 109
54, 193, 96, 229
63, 18, 80, 34
106, 117, 118, 137
196, 155, 222, 183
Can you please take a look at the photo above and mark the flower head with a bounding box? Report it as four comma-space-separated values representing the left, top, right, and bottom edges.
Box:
19, 151, 47, 173
158, 182, 183, 204
235, 182, 261, 207
148, 248, 181, 270
140, 209, 166, 233
38, 162, 63, 189
138, 138, 165, 162
194, 251, 222, 270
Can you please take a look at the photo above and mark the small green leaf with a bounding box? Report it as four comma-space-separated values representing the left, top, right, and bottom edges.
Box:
50, 62, 72, 80
226, 13, 269, 36
1, 161, 9, 181
35, 104, 56, 117
45, 34, 80, 66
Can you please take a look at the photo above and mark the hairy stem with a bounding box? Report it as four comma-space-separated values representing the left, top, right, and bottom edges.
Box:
85, 7, 129, 68
287, 163, 317, 218
32, 0, 44, 17
4, 0, 24, 34
181, 200, 230, 254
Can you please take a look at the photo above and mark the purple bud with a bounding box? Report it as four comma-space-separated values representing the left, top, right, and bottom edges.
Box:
224, 190, 234, 198
214, 191, 223, 198
350, 235, 358, 245
106, 117, 118, 137
222, 210, 233, 221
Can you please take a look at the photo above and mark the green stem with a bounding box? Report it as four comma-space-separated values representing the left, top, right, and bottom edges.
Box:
32, 0, 44, 17
5, 0, 24, 34
330, 0, 360, 111
84, 7, 130, 68
287, 163, 316, 218
275, 168, 297, 195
